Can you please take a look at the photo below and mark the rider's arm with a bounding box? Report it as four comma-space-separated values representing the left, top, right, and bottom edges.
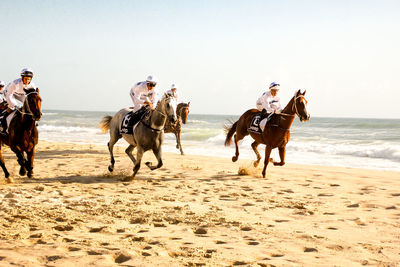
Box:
264, 95, 275, 113
5, 81, 18, 109
149, 91, 158, 108
130, 85, 145, 107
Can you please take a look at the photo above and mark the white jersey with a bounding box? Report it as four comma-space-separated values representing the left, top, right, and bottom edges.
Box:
256, 90, 282, 113
0, 90, 6, 103
129, 81, 158, 111
5, 78, 36, 109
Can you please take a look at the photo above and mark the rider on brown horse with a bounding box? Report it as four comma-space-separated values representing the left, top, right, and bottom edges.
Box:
0, 68, 37, 134
256, 82, 282, 122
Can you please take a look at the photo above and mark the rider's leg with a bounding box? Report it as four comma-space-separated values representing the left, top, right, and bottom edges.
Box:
0, 107, 13, 133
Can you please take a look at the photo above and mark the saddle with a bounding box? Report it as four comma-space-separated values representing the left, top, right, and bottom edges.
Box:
248, 112, 275, 134
0, 109, 17, 135
120, 107, 149, 135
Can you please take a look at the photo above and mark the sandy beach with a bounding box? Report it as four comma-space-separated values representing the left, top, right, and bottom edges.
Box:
0, 140, 399, 266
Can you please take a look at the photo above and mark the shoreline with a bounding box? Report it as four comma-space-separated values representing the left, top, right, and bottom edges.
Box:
0, 140, 399, 266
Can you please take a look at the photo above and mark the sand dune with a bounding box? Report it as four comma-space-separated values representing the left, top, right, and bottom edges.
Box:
0, 141, 399, 266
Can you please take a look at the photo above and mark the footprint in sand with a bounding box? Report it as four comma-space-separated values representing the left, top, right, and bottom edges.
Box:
215, 240, 226, 244
247, 241, 259, 245
274, 219, 289, 223
114, 253, 132, 263
317, 193, 333, 197
304, 247, 318, 252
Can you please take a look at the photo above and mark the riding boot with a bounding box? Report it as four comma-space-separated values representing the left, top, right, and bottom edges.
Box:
259, 108, 268, 121
130, 106, 148, 126
0, 108, 11, 134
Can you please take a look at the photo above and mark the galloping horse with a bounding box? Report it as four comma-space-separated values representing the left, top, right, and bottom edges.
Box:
0, 89, 42, 180
225, 90, 310, 178
164, 102, 190, 155
99, 96, 177, 180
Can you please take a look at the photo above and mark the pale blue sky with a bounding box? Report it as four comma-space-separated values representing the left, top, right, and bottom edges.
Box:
1, 0, 399, 118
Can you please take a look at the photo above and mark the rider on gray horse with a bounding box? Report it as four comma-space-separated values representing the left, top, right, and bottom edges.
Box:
128, 75, 158, 126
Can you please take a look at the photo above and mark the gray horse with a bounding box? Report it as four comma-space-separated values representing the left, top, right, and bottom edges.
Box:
99, 96, 177, 180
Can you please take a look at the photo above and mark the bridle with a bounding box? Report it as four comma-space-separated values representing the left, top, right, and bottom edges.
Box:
279, 95, 306, 118
17, 91, 40, 117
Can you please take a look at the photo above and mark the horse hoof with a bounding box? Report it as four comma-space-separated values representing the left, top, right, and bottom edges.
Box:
27, 171, 33, 178
145, 162, 152, 167
232, 156, 238, 162
253, 161, 259, 167
122, 176, 134, 182
108, 166, 114, 172
19, 168, 26, 176
176, 145, 179, 149
6, 177, 14, 184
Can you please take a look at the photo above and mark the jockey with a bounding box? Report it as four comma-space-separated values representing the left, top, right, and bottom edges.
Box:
0, 81, 6, 103
130, 75, 158, 112
256, 82, 282, 121
0, 68, 37, 133
164, 83, 179, 102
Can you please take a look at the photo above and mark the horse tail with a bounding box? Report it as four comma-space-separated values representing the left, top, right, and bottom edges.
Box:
224, 119, 238, 146
99, 115, 113, 133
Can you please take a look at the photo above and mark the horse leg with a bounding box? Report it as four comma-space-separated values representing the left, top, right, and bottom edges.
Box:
262, 146, 273, 178
25, 148, 35, 178
251, 141, 262, 167
176, 129, 184, 155
232, 134, 242, 162
129, 146, 144, 180
125, 144, 137, 165
273, 146, 286, 166
146, 146, 163, 170
16, 152, 27, 176
0, 147, 10, 179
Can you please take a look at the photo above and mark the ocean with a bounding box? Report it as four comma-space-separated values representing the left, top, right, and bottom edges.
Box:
39, 110, 400, 172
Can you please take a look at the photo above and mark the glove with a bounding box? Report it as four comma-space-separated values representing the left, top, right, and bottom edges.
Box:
275, 110, 281, 114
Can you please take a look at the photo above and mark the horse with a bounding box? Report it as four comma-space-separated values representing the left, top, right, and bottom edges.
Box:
164, 102, 190, 155
224, 90, 310, 178
0, 89, 42, 180
99, 96, 177, 180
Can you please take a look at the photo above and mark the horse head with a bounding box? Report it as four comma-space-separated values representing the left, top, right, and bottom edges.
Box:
23, 88, 42, 121
177, 102, 190, 124
156, 95, 177, 124
293, 90, 310, 122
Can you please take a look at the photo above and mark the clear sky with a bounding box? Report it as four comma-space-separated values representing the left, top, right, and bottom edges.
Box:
1, 0, 399, 118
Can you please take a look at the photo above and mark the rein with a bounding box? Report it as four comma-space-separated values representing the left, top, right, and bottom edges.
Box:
265, 95, 306, 132
17, 92, 39, 116
278, 95, 304, 118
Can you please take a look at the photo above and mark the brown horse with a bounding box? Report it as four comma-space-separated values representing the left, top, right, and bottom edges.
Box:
225, 90, 309, 178
0, 89, 42, 180
164, 102, 190, 155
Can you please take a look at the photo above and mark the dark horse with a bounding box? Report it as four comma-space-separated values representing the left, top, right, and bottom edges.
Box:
164, 102, 190, 155
225, 90, 310, 178
0, 89, 42, 180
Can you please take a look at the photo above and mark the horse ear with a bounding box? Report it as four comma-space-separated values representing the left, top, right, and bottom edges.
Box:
302, 90, 306, 95
36, 87, 40, 93
295, 89, 301, 96
187, 101, 190, 106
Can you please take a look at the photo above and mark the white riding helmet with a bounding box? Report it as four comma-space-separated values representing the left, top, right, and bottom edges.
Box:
146, 75, 157, 84
21, 68, 34, 78
171, 83, 177, 90
269, 82, 280, 90
0, 80, 5, 87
